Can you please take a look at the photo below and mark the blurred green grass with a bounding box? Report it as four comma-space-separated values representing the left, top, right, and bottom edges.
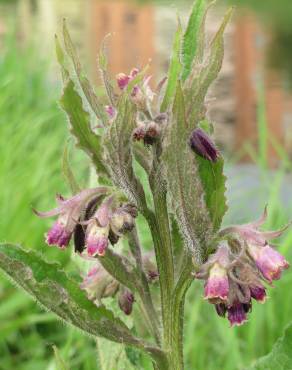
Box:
0, 32, 292, 370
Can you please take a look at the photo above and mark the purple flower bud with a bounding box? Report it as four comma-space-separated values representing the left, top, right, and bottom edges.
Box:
189, 128, 219, 162
118, 289, 135, 315
116, 73, 131, 90
248, 244, 289, 282
227, 303, 248, 327
204, 263, 229, 303
250, 285, 267, 303
46, 220, 72, 248
105, 105, 117, 120
133, 124, 147, 141
215, 303, 227, 317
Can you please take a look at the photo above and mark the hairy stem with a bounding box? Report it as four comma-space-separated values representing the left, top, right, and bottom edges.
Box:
128, 228, 161, 345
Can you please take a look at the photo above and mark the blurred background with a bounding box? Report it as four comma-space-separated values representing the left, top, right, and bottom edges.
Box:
0, 0, 292, 369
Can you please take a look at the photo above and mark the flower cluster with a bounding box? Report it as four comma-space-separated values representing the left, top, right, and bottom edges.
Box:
34, 188, 137, 257
195, 208, 289, 326
80, 262, 135, 315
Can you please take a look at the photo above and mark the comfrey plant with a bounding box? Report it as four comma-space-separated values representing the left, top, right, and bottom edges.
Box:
0, 2, 290, 369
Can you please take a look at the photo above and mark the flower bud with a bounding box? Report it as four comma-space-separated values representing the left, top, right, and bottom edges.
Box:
105, 105, 117, 120
80, 264, 119, 303
110, 205, 136, 236
46, 218, 72, 248
116, 73, 131, 90
144, 122, 161, 145
189, 128, 219, 162
118, 289, 135, 315
142, 254, 159, 282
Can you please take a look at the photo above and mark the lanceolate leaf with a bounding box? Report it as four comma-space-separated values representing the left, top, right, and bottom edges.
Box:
160, 21, 183, 112
60, 79, 108, 178
185, 7, 233, 123
163, 83, 213, 262
103, 95, 147, 212
196, 156, 227, 232
181, 0, 206, 81
62, 144, 81, 194
247, 323, 292, 370
62, 20, 109, 125
0, 244, 136, 345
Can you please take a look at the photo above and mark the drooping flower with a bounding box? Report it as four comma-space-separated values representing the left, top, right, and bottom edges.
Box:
248, 244, 289, 282
34, 188, 107, 249
227, 302, 250, 327
80, 263, 119, 304
221, 207, 290, 282
196, 244, 230, 303
84, 197, 113, 257
189, 128, 220, 162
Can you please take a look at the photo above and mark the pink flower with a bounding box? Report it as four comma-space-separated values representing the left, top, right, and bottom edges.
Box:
204, 263, 229, 302
248, 244, 289, 282
34, 188, 106, 249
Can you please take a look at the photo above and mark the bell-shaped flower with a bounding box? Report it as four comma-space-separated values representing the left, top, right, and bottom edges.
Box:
248, 244, 289, 282
196, 244, 230, 303
84, 197, 113, 257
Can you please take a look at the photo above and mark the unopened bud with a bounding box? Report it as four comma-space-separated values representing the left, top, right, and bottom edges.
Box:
118, 289, 135, 315
189, 128, 219, 162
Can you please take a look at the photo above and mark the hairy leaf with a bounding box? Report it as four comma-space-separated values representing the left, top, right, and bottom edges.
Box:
62, 20, 109, 125
163, 83, 213, 262
247, 323, 292, 370
196, 156, 227, 232
103, 95, 147, 211
60, 79, 108, 178
62, 144, 81, 194
185, 7, 233, 123
0, 244, 137, 345
160, 21, 183, 112
182, 0, 206, 81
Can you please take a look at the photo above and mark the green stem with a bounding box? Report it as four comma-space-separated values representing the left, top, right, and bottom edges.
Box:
147, 142, 176, 366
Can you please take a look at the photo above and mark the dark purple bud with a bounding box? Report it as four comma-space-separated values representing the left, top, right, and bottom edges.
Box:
189, 128, 219, 162
118, 290, 135, 315
215, 303, 227, 317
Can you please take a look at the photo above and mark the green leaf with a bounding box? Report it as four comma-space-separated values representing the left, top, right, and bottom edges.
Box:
160, 21, 183, 112
196, 156, 227, 232
163, 83, 213, 263
246, 323, 292, 370
60, 79, 108, 178
62, 20, 109, 125
0, 243, 137, 345
181, 0, 206, 81
98, 35, 117, 107
103, 95, 147, 211
62, 144, 81, 194
185, 7, 233, 123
